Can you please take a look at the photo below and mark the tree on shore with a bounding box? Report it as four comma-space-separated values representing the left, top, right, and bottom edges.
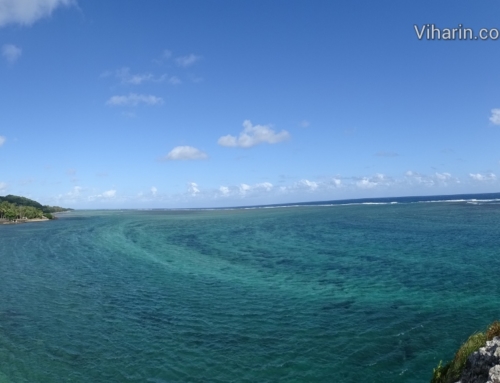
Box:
0, 195, 71, 222
0, 195, 71, 214
0, 201, 46, 221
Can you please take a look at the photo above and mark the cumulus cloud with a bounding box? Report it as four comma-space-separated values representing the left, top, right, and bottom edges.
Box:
188, 182, 200, 196
469, 173, 496, 181
405, 171, 434, 186
277, 178, 340, 195
356, 178, 377, 189
404, 171, 459, 186
102, 189, 116, 198
331, 178, 342, 187
239, 183, 251, 195
435, 172, 452, 181
299, 179, 318, 191
175, 54, 201, 67
218, 120, 290, 148
216, 182, 274, 198
106, 93, 163, 107
84, 188, 117, 202
356, 174, 391, 189
490, 109, 500, 125
151, 186, 157, 196
0, 136, 5, 146
164, 146, 208, 161
2, 44, 22, 63
0, 0, 75, 27
255, 182, 273, 191
0, 182, 7, 191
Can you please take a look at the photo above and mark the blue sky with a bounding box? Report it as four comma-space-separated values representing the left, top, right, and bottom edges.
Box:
1, 0, 500, 208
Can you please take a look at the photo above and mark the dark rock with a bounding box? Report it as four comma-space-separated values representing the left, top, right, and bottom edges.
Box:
456, 337, 500, 383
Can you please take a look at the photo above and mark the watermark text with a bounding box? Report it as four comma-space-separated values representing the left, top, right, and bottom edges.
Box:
414, 24, 499, 41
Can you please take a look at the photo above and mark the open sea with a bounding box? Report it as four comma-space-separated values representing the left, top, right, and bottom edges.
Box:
1, 193, 500, 383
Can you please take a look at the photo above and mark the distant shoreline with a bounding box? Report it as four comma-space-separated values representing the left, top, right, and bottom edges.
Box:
0, 217, 50, 225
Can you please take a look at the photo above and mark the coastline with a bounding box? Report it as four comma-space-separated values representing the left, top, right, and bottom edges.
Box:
0, 217, 50, 225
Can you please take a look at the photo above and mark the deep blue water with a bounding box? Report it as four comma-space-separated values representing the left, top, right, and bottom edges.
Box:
1, 193, 500, 382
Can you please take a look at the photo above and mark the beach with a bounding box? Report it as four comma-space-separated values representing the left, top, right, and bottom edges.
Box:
0, 217, 49, 224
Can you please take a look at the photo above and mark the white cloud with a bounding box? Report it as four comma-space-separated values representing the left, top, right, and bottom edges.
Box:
151, 186, 157, 196
0, 0, 75, 27
102, 189, 116, 198
356, 174, 391, 189
255, 182, 273, 191
356, 178, 377, 189
435, 172, 452, 181
404, 170, 459, 186
0, 182, 7, 191
188, 182, 200, 196
332, 178, 342, 187
0, 136, 5, 146
300, 120, 310, 128
216, 182, 273, 198
106, 93, 163, 107
299, 179, 318, 191
218, 120, 290, 148
175, 54, 201, 67
165, 146, 208, 161
2, 44, 22, 63
490, 109, 500, 125
469, 173, 496, 181
277, 178, 341, 195
239, 183, 251, 195
84, 188, 117, 202
405, 171, 434, 186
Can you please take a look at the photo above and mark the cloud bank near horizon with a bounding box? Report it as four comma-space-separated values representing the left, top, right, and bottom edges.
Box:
42, 170, 500, 208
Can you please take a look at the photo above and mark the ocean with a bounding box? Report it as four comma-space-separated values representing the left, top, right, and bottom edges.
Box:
1, 193, 500, 382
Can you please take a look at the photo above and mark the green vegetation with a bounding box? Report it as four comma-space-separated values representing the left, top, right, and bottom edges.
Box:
0, 194, 72, 222
431, 321, 500, 383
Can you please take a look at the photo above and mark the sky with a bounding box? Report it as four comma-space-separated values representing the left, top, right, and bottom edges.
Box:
1, 0, 500, 208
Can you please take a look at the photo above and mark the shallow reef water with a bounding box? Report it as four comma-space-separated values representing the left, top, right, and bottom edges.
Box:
1, 196, 500, 382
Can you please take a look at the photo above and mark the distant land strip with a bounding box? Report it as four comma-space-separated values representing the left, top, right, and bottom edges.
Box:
0, 194, 72, 224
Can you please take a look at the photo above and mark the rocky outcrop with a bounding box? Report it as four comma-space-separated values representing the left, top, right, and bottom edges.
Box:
456, 337, 500, 383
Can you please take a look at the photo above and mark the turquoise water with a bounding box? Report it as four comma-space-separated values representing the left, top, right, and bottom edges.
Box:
1, 198, 500, 382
